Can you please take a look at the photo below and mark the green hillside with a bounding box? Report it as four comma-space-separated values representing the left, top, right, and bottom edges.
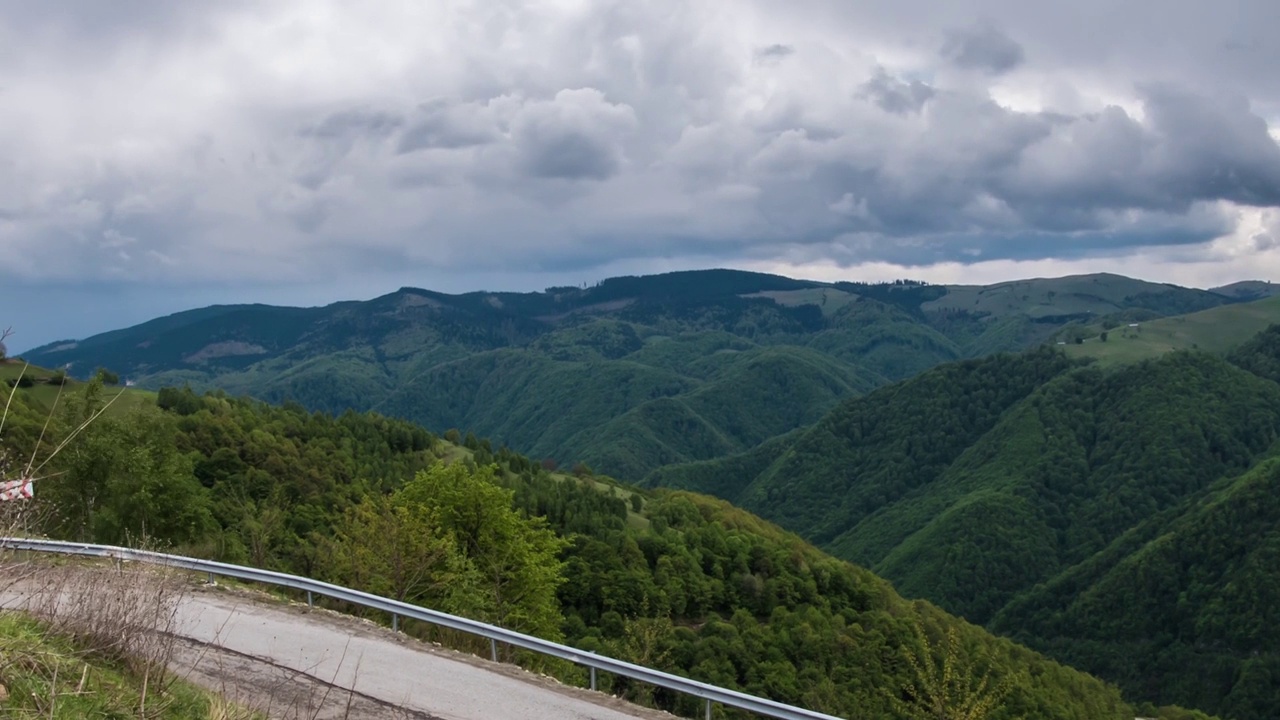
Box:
978, 326, 1280, 719
2, 361, 154, 427
647, 346, 1078, 544
926, 273, 1227, 320
643, 335, 1280, 718
1210, 280, 1280, 301
992, 457, 1280, 720
1226, 322, 1280, 383
0, 372, 1177, 720
22, 270, 1245, 482
1059, 295, 1280, 366
862, 353, 1280, 617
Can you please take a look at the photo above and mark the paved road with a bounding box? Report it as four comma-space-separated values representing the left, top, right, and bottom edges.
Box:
3, 578, 666, 720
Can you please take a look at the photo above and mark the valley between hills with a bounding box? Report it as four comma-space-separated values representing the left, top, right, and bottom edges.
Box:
7, 268, 1280, 719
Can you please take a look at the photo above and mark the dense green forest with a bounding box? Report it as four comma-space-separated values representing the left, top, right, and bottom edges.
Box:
1, 370, 1189, 720
992, 457, 1280, 720
647, 327, 1280, 719
984, 326, 1280, 719
24, 270, 1260, 482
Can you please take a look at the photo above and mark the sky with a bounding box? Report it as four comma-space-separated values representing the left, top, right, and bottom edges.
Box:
3, 0, 1280, 351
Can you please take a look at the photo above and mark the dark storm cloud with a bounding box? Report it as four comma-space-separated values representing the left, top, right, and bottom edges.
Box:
521, 131, 620, 180
0, 0, 221, 38
302, 108, 403, 140
996, 86, 1280, 213
512, 89, 637, 181
859, 68, 935, 114
940, 22, 1025, 74
1139, 85, 1280, 205
754, 44, 795, 64
396, 100, 500, 152
725, 83, 1280, 267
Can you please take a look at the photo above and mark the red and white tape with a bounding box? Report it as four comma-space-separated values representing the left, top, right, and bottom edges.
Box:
0, 479, 34, 502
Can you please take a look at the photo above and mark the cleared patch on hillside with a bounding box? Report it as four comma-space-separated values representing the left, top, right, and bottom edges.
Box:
534, 298, 636, 323
1063, 295, 1280, 367
183, 341, 270, 364
740, 288, 858, 316
924, 273, 1214, 320
438, 442, 651, 530
398, 292, 446, 309
1, 362, 155, 417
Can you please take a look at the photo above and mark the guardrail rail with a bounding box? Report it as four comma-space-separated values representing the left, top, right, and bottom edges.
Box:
0, 537, 846, 720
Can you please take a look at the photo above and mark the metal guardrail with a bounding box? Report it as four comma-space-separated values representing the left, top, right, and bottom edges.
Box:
1, 537, 845, 720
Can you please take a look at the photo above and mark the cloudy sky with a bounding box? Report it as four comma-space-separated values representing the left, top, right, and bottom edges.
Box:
3, 0, 1280, 349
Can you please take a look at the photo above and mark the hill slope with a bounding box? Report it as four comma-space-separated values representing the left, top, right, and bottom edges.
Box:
992, 456, 1280, 720
1058, 294, 1280, 367
979, 325, 1280, 719
22, 270, 1246, 481
644, 333, 1280, 718
1210, 280, 1280, 301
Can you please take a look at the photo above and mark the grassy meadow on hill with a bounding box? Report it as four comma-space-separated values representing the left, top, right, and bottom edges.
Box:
1057, 294, 1280, 366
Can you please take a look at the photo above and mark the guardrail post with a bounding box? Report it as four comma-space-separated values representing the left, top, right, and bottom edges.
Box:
392, 613, 399, 633
705, 698, 712, 720
307, 590, 313, 608
207, 571, 214, 585
490, 637, 498, 662
590, 666, 597, 691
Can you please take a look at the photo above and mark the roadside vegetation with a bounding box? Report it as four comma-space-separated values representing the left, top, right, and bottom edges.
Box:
0, 352, 257, 719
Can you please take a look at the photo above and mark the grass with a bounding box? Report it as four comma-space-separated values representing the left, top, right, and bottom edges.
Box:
740, 288, 859, 317
923, 273, 1168, 319
0, 612, 252, 719
1061, 295, 1280, 367
526, 467, 652, 530
0, 360, 155, 418
437, 442, 652, 530
566, 473, 652, 530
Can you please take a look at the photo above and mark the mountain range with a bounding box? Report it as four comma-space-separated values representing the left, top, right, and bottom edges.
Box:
15, 268, 1280, 718
24, 270, 1279, 482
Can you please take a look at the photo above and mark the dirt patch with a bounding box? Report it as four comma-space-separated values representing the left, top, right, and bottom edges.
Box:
398, 294, 445, 310
183, 341, 270, 364
535, 298, 636, 323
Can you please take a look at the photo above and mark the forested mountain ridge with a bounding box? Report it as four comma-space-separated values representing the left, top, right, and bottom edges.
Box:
647, 326, 1280, 719
991, 457, 1280, 720
23, 269, 1253, 481
0, 370, 1191, 720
